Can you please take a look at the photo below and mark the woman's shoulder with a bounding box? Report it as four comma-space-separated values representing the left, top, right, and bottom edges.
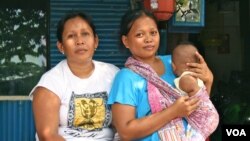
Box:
29, 60, 67, 98
115, 68, 144, 81
43, 60, 67, 78
117, 67, 135, 75
94, 60, 120, 73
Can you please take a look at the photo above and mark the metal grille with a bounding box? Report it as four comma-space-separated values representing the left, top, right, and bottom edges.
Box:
0, 99, 35, 141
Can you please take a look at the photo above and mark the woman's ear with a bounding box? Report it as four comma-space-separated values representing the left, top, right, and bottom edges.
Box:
57, 41, 64, 54
94, 34, 99, 49
122, 35, 129, 49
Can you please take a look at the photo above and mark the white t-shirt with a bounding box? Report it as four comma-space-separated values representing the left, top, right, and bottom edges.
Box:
30, 60, 119, 141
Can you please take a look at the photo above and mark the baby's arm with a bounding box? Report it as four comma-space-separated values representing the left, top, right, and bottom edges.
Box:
179, 75, 220, 138
179, 74, 200, 97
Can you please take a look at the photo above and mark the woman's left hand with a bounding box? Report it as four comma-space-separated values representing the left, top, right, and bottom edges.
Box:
186, 51, 213, 94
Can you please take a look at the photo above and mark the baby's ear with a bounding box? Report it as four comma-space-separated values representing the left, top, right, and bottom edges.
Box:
172, 63, 176, 72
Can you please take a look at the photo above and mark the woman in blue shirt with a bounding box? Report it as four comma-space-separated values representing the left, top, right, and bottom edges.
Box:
108, 8, 214, 141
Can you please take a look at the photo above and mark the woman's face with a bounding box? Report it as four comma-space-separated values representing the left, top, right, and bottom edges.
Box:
57, 16, 98, 64
122, 15, 160, 61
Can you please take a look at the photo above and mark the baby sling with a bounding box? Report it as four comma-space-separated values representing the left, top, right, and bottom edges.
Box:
125, 57, 219, 141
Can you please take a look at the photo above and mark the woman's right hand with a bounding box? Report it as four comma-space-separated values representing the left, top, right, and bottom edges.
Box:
187, 51, 213, 94
171, 96, 200, 118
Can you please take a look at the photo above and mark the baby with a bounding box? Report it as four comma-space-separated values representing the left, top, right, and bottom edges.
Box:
172, 42, 203, 97
171, 41, 219, 140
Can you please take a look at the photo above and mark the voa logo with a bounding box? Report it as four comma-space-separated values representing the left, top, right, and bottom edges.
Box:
226, 129, 246, 136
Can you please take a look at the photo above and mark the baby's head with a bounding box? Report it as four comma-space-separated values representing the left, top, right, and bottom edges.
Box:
172, 41, 199, 76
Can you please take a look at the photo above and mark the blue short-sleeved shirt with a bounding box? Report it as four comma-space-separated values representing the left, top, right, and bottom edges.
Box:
108, 55, 179, 141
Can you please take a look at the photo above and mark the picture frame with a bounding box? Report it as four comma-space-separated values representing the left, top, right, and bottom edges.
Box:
168, 0, 205, 33
171, 0, 205, 27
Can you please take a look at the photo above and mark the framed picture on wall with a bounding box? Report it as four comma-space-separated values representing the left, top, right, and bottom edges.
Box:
168, 0, 205, 33
171, 0, 205, 27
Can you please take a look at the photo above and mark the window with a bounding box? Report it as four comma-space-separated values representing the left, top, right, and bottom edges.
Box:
0, 0, 48, 95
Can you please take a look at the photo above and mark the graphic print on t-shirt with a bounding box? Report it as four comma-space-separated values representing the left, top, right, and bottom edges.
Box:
68, 91, 111, 131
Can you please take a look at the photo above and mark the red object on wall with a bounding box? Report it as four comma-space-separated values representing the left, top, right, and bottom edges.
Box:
144, 0, 175, 21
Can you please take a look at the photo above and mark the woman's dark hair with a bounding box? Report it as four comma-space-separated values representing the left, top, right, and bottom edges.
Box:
56, 11, 97, 42
119, 8, 158, 46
